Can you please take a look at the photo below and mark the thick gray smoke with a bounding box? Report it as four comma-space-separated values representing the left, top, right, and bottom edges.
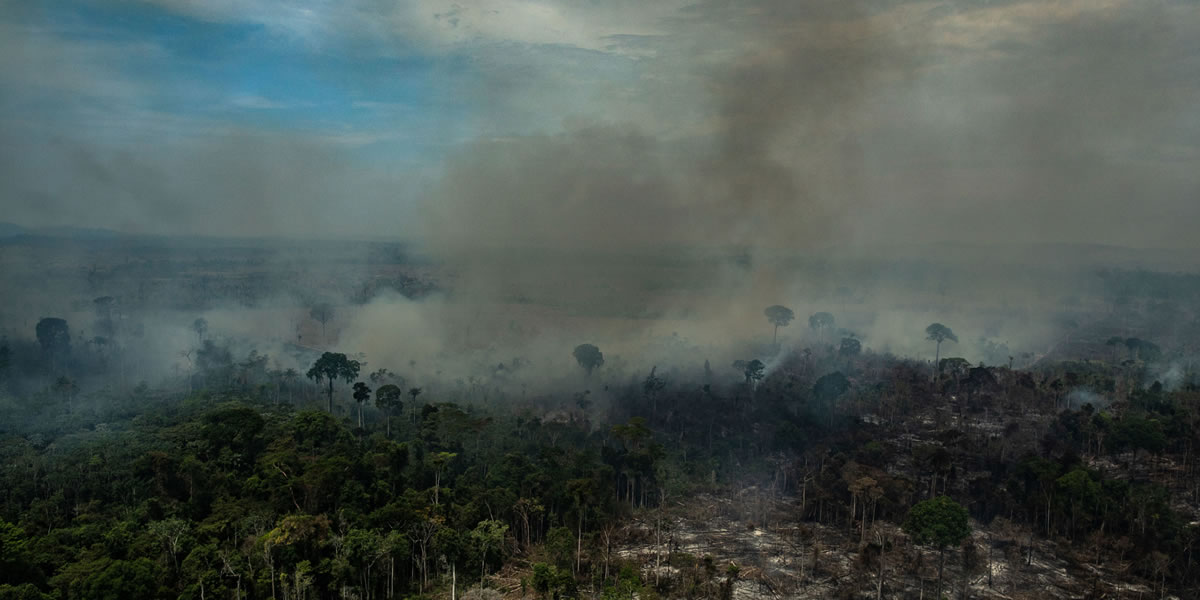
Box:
1, 0, 1198, 392
407, 0, 1200, 375
418, 0, 1200, 256
420, 0, 915, 253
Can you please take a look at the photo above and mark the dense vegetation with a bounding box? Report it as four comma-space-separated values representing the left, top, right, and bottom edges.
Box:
2, 308, 1200, 599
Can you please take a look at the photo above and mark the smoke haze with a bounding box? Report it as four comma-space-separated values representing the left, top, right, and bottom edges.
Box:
1, 0, 1199, 394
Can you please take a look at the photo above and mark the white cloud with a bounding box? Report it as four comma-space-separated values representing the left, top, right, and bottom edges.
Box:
228, 94, 294, 110
140, 0, 688, 55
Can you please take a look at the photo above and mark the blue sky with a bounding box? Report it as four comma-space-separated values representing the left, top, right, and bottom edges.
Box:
3, 1, 475, 157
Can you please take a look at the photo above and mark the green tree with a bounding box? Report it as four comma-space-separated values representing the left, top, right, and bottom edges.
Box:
903, 496, 971, 600
430, 451, 456, 505
408, 387, 424, 423
80, 558, 163, 600
545, 527, 575, 571
1056, 469, 1099, 539
149, 518, 192, 575
375, 383, 404, 437
531, 562, 574, 600
352, 381, 372, 428
306, 352, 361, 414
471, 520, 509, 586
179, 543, 224, 600
0, 583, 53, 600
573, 343, 604, 376
763, 305, 795, 345
0, 521, 42, 588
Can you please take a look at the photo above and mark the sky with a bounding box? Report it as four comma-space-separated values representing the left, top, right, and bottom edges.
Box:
0, 0, 1198, 250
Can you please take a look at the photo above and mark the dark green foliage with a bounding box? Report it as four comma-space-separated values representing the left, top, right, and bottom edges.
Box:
903, 496, 970, 550
306, 352, 361, 413
3, 332, 1200, 599
532, 562, 575, 599
0, 584, 53, 600
0, 521, 42, 588
80, 558, 163, 600
376, 383, 404, 436
1110, 415, 1166, 454
904, 496, 970, 599
545, 526, 575, 570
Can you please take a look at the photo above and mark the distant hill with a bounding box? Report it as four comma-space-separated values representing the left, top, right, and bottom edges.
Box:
0, 222, 123, 240
0, 222, 28, 238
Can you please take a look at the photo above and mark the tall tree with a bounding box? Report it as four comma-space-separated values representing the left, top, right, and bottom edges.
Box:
925, 323, 958, 374
470, 520, 509, 586
408, 387, 423, 423
352, 381, 372, 428
763, 305, 795, 346
429, 451, 456, 505
903, 495, 971, 600
375, 383, 404, 438
572, 344, 604, 376
306, 352, 361, 414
